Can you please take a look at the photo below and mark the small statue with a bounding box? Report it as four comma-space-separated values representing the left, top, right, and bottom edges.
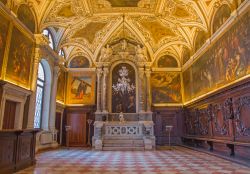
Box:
100, 44, 113, 62
135, 44, 147, 61
119, 112, 125, 123
121, 39, 127, 51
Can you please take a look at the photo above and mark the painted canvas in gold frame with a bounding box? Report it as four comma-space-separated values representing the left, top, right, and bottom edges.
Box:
57, 71, 66, 103
183, 11, 250, 102
5, 26, 34, 88
0, 13, 9, 78
67, 72, 96, 105
151, 72, 182, 104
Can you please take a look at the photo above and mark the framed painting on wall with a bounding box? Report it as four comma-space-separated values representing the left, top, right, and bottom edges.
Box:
56, 71, 66, 103
151, 72, 182, 104
5, 26, 34, 88
67, 71, 96, 105
0, 13, 9, 78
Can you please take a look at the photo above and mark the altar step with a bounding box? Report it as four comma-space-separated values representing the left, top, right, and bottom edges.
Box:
102, 137, 144, 151
103, 146, 144, 151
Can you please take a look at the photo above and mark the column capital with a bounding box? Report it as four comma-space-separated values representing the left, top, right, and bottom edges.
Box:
138, 68, 145, 78
145, 70, 151, 78
34, 48, 42, 63
103, 67, 109, 75
34, 34, 49, 46
96, 68, 103, 77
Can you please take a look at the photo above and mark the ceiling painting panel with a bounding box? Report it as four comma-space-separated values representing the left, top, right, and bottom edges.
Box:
92, 0, 157, 13
21, 0, 236, 65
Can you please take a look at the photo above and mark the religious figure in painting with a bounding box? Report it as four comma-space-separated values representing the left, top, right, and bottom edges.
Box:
71, 77, 91, 99
69, 56, 90, 68
151, 72, 182, 103
187, 11, 250, 100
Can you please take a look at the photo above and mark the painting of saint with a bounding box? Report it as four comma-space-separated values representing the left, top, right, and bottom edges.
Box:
0, 14, 9, 77
69, 56, 90, 68
56, 72, 66, 102
151, 72, 182, 103
158, 55, 178, 68
67, 72, 95, 105
112, 63, 136, 113
6, 27, 34, 87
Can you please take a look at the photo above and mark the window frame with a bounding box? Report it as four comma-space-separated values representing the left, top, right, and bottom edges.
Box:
42, 29, 55, 50
34, 63, 46, 129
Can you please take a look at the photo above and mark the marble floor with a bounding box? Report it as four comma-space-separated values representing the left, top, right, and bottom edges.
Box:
16, 146, 250, 174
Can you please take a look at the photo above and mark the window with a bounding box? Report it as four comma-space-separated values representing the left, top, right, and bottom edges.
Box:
34, 63, 45, 128
59, 48, 65, 58
42, 29, 54, 50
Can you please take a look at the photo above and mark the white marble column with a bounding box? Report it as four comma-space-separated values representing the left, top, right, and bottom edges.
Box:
138, 68, 145, 112
145, 69, 151, 112
96, 68, 103, 113
102, 67, 109, 113
49, 66, 60, 131
27, 48, 41, 129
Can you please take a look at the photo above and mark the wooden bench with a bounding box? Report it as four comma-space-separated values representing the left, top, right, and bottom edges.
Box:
182, 136, 250, 156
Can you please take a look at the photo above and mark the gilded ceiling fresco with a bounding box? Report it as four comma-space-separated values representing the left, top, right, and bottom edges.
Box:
106, 0, 140, 7
72, 22, 107, 44
7, 0, 242, 66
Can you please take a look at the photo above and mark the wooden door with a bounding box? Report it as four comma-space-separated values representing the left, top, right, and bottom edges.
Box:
67, 113, 87, 147
55, 112, 62, 144
3, 100, 17, 129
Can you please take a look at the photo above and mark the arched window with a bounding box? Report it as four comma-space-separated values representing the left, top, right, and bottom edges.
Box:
59, 48, 65, 58
42, 29, 54, 50
34, 63, 45, 128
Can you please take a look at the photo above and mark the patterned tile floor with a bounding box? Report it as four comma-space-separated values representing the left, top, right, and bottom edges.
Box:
16, 146, 250, 174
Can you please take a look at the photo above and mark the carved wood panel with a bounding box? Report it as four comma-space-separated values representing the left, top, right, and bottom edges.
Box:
234, 96, 250, 142
183, 78, 250, 144
153, 107, 181, 145
0, 136, 16, 171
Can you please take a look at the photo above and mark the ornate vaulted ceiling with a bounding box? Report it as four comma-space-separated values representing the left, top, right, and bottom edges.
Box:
13, 0, 239, 66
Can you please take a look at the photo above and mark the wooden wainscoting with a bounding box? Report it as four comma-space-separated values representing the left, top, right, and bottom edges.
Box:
0, 129, 40, 174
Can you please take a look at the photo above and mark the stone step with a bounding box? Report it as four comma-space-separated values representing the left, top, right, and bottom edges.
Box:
103, 143, 144, 147
103, 146, 145, 151
103, 136, 143, 140
103, 139, 144, 144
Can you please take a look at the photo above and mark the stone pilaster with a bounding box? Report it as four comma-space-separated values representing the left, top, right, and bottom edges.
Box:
145, 69, 151, 112
102, 67, 109, 113
49, 66, 60, 131
138, 68, 145, 112
27, 49, 41, 128
27, 34, 49, 129
96, 68, 103, 113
